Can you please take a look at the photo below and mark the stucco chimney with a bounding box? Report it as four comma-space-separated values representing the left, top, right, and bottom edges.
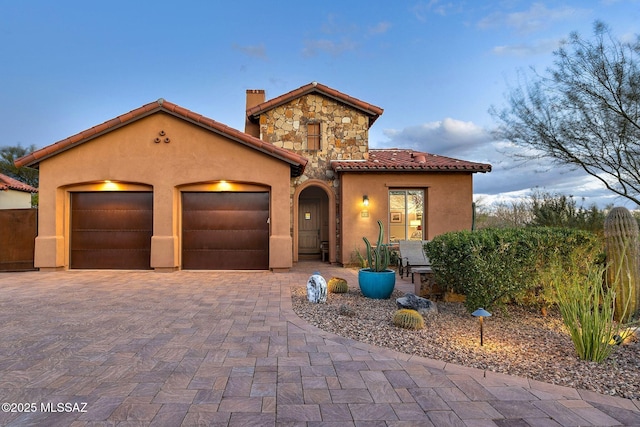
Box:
245, 89, 265, 138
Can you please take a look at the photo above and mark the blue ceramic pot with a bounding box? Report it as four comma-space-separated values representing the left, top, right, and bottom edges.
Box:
358, 268, 396, 299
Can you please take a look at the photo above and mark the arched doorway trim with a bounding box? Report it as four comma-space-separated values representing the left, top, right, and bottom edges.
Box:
293, 180, 336, 263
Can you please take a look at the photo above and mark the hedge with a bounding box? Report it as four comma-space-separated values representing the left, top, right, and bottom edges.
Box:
424, 227, 602, 312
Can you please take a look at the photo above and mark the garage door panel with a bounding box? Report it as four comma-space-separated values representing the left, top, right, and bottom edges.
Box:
72, 210, 153, 230
72, 192, 152, 210
71, 249, 151, 270
71, 230, 153, 249
183, 230, 268, 250
183, 250, 269, 270
71, 192, 152, 269
182, 192, 269, 270
183, 210, 268, 230
183, 192, 268, 210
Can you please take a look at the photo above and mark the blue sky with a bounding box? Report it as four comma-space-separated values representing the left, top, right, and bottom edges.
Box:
1, 1, 639, 208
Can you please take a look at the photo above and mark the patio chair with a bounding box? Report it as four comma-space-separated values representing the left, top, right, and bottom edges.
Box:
397, 240, 431, 283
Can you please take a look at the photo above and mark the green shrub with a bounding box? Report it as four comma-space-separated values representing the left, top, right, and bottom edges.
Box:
424, 227, 601, 312
327, 277, 348, 293
392, 309, 425, 330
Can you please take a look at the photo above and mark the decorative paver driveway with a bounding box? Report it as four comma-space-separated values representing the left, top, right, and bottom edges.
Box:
1, 263, 639, 426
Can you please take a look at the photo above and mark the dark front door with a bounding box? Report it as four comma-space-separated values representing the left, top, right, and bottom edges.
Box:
182, 192, 269, 270
70, 192, 153, 269
298, 199, 320, 254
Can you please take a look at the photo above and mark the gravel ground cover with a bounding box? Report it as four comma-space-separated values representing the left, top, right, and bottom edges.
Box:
291, 286, 640, 400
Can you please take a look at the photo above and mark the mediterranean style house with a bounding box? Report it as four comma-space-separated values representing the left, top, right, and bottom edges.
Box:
16, 82, 491, 271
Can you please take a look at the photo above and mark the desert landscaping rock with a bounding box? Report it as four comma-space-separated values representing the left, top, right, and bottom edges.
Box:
396, 292, 438, 316
291, 287, 640, 400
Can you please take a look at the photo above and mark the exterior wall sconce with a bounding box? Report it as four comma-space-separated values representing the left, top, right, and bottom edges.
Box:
472, 308, 491, 346
361, 195, 370, 217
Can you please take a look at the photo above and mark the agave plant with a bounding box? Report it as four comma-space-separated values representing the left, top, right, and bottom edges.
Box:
363, 220, 391, 272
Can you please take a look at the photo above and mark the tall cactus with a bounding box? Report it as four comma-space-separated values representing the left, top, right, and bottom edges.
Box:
604, 206, 640, 323
363, 220, 391, 272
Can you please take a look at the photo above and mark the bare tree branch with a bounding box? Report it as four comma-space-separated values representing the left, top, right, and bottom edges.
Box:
491, 21, 640, 207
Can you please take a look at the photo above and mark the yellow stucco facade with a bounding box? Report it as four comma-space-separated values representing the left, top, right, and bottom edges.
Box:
19, 83, 490, 272
339, 171, 475, 266
34, 112, 295, 271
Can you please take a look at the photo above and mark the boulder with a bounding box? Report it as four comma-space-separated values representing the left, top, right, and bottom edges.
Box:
306, 272, 327, 303
396, 293, 438, 316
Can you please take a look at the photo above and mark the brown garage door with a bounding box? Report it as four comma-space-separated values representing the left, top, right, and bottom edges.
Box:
70, 192, 153, 269
182, 192, 269, 270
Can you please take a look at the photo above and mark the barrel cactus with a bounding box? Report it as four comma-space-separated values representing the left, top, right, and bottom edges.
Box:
327, 277, 348, 293
392, 309, 424, 330
604, 206, 640, 323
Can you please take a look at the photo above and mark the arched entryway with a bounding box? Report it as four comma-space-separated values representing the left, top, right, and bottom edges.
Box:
293, 180, 336, 263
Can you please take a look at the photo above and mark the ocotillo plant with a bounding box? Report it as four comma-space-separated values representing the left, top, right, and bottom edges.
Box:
604, 206, 640, 323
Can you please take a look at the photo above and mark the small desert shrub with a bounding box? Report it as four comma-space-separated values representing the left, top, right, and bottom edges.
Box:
392, 309, 424, 330
552, 261, 617, 362
327, 277, 348, 293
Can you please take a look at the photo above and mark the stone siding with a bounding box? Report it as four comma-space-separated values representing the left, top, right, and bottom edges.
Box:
259, 93, 372, 262
260, 93, 370, 184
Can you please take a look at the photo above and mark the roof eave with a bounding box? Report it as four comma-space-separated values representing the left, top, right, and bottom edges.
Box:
15, 100, 308, 176
15, 105, 163, 168
332, 166, 492, 173
247, 83, 383, 124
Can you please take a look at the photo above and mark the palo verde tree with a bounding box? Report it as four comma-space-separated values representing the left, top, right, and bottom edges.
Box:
491, 21, 640, 207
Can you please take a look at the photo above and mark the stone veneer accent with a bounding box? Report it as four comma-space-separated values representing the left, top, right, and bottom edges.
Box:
259, 93, 372, 262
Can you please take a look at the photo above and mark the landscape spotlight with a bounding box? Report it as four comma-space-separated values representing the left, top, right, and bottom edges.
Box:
471, 308, 491, 346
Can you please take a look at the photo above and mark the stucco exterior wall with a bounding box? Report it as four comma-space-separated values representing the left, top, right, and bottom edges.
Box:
0, 190, 32, 209
339, 171, 475, 266
35, 112, 294, 271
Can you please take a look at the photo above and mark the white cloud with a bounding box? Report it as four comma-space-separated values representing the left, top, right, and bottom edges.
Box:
368, 21, 392, 35
302, 38, 357, 57
377, 118, 630, 209
492, 38, 561, 56
411, 0, 461, 21
381, 118, 492, 158
478, 3, 588, 34
320, 14, 359, 35
232, 43, 268, 60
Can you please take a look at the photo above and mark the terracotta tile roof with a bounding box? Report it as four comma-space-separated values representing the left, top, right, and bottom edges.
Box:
15, 99, 308, 177
246, 81, 384, 125
0, 172, 37, 192
331, 149, 492, 173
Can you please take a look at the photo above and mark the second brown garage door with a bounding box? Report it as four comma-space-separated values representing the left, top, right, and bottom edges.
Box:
70, 192, 153, 269
182, 192, 269, 270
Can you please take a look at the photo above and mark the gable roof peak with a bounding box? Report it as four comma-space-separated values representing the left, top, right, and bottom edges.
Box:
246, 81, 384, 125
15, 99, 308, 176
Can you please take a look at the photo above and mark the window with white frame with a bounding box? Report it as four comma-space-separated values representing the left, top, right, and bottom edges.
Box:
389, 189, 424, 242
